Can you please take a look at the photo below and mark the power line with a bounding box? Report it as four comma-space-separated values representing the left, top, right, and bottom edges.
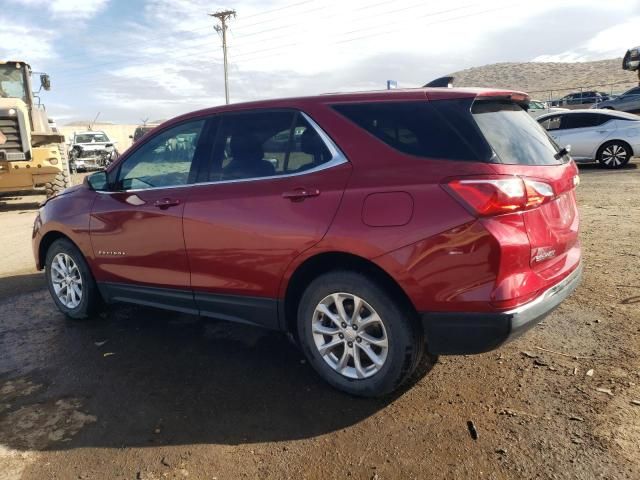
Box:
55, 3, 516, 90
56, 0, 456, 77
229, 3, 488, 62
48, 0, 320, 67
56, 1, 478, 80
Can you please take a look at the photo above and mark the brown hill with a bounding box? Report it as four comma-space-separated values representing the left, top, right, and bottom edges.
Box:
451, 58, 639, 99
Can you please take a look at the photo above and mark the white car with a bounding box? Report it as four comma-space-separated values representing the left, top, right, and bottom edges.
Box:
527, 100, 568, 118
537, 109, 640, 168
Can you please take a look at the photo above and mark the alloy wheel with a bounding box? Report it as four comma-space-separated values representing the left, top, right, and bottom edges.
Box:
50, 252, 83, 309
312, 292, 389, 379
601, 144, 628, 167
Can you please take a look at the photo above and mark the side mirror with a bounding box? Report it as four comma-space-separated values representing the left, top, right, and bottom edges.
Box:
86, 170, 109, 191
40, 74, 51, 91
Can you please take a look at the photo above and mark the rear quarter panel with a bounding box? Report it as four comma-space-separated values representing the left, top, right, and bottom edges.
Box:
278, 101, 500, 308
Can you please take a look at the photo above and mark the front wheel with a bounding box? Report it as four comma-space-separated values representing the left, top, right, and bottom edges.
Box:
45, 238, 101, 319
297, 271, 424, 397
597, 141, 632, 169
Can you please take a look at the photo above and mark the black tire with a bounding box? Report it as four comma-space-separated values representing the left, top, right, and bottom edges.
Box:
597, 140, 632, 169
45, 238, 101, 320
297, 271, 424, 397
44, 170, 71, 198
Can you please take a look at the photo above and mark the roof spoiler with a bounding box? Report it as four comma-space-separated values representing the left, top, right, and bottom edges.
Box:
423, 76, 455, 88
473, 91, 530, 106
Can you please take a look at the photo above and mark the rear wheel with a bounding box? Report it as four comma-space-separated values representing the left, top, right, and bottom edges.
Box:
297, 271, 424, 397
45, 238, 101, 319
597, 141, 631, 169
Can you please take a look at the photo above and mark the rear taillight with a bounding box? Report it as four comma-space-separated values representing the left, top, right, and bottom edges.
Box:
445, 176, 555, 216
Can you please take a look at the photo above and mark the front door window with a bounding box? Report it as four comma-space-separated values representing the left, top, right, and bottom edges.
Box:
116, 119, 206, 190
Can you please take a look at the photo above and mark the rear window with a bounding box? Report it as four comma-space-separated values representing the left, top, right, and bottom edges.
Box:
472, 101, 564, 165
333, 100, 490, 161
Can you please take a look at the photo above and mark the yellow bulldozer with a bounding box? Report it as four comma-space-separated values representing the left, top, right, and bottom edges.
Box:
0, 60, 71, 198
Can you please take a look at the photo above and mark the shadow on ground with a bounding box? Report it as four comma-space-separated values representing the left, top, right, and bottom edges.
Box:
0, 272, 45, 298
0, 290, 434, 451
0, 201, 42, 212
577, 160, 638, 174
0, 192, 44, 213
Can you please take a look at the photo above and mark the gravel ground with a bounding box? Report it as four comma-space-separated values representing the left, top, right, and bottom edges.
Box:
0, 164, 638, 480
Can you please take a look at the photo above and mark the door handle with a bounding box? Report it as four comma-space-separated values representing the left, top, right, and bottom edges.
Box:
282, 188, 321, 202
153, 198, 181, 209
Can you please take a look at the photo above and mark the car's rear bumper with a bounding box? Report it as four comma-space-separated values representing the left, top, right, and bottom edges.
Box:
420, 263, 583, 355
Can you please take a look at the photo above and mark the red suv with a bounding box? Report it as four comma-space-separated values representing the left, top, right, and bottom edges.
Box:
33, 88, 582, 397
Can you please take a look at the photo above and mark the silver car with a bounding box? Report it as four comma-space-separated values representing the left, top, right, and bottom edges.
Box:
593, 86, 640, 113
537, 110, 640, 169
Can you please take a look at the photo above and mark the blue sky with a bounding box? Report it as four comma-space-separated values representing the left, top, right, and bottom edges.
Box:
1, 0, 639, 124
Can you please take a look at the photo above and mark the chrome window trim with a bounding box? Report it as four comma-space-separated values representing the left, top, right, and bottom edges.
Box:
98, 111, 348, 194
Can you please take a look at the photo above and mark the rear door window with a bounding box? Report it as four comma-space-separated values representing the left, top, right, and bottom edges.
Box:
472, 101, 563, 165
333, 100, 490, 161
560, 113, 608, 129
539, 115, 562, 131
208, 110, 335, 181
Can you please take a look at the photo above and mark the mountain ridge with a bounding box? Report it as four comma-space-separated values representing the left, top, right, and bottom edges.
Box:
451, 58, 638, 99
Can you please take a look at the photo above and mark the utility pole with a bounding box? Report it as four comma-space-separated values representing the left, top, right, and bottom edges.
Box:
209, 9, 236, 105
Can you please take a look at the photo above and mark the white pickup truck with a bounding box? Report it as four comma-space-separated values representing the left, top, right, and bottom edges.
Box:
68, 131, 118, 172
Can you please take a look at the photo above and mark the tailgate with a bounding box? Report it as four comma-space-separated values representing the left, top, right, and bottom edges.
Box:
471, 97, 581, 273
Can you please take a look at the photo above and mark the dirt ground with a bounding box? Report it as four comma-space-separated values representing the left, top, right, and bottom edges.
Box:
0, 165, 638, 480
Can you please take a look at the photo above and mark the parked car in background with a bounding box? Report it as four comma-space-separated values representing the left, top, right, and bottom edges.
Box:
592, 86, 640, 113
130, 124, 160, 143
68, 131, 119, 172
34, 88, 582, 397
537, 109, 640, 168
551, 91, 609, 107
527, 99, 568, 118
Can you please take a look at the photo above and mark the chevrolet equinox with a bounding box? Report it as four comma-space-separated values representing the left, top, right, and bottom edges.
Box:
33, 88, 582, 396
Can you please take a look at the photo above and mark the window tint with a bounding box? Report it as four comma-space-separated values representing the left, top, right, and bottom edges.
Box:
560, 113, 607, 129
623, 87, 640, 96
333, 100, 488, 161
211, 111, 333, 181
472, 101, 563, 166
117, 119, 205, 190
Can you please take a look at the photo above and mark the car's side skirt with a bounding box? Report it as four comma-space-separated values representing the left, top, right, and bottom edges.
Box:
194, 291, 279, 330
97, 282, 280, 330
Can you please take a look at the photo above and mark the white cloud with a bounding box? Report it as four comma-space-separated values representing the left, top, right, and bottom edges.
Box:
111, 63, 207, 97
586, 16, 640, 56
7, 0, 110, 19
533, 16, 640, 63
4, 0, 638, 122
50, 0, 110, 19
0, 19, 57, 62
